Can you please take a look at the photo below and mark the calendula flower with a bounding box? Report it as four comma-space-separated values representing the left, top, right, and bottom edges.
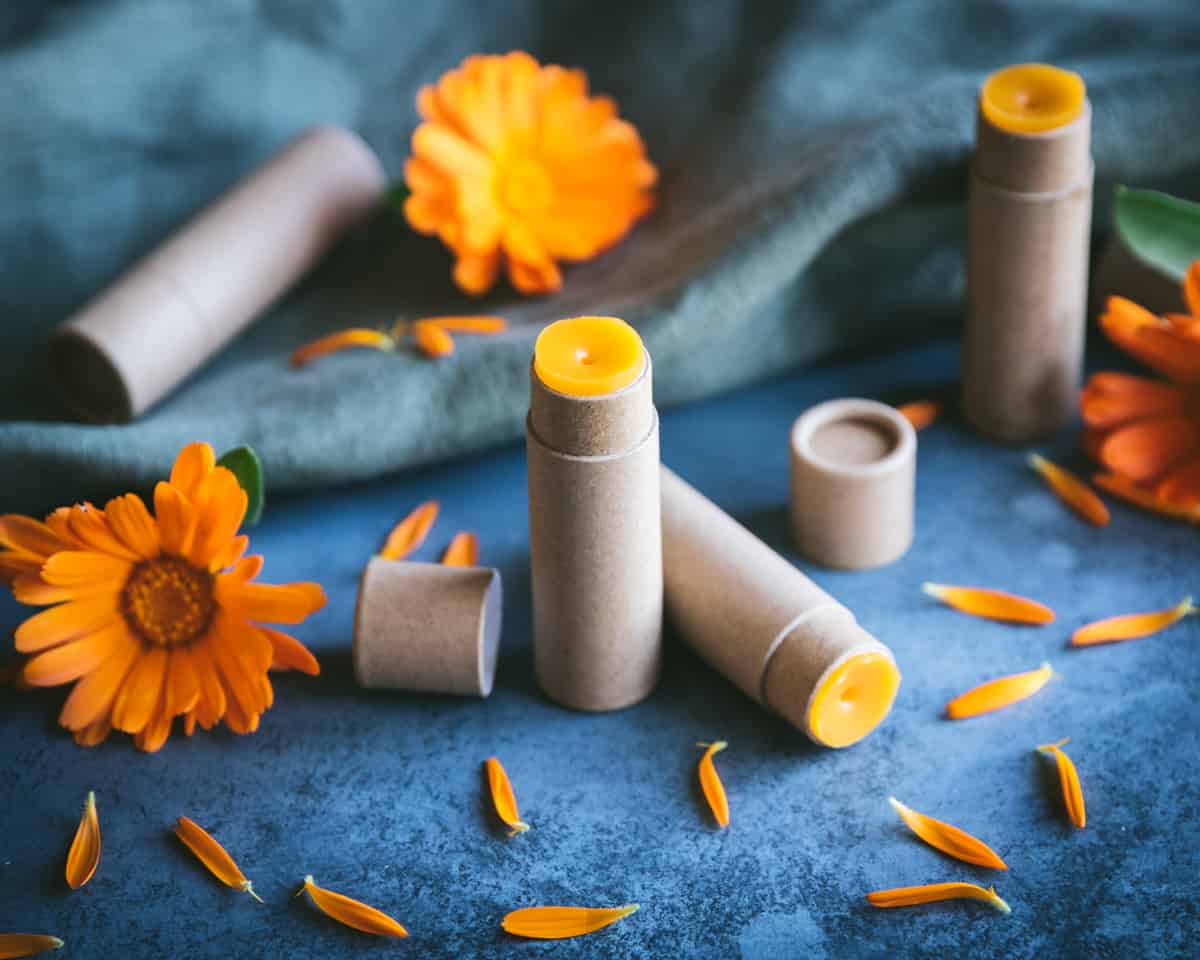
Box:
403, 51, 657, 296
1, 442, 325, 752
1081, 261, 1200, 511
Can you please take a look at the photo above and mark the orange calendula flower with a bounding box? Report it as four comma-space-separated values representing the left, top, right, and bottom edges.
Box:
404, 51, 657, 296
380, 501, 439, 561
174, 816, 263, 902
5, 442, 325, 752
1072, 596, 1196, 647
697, 741, 730, 829
1081, 262, 1200, 512
896, 400, 941, 431
887, 797, 1006, 869
1027, 453, 1110, 526
442, 532, 479, 567
502, 904, 639, 940
922, 583, 1055, 625
65, 791, 100, 890
0, 935, 64, 958
1036, 738, 1085, 828
867, 882, 1010, 914
485, 756, 529, 836
299, 876, 408, 938
945, 662, 1054, 720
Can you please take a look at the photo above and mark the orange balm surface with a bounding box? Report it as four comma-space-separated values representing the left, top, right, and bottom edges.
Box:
807, 651, 901, 748
534, 316, 645, 397
980, 63, 1085, 134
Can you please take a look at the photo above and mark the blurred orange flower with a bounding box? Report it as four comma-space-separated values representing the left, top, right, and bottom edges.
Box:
1082, 261, 1200, 512
403, 52, 657, 296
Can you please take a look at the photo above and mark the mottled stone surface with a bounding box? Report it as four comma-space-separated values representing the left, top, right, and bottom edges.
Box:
1, 340, 1196, 958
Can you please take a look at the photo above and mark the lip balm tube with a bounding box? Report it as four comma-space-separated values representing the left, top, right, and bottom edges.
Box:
963, 63, 1093, 442
49, 125, 386, 422
661, 467, 900, 748
526, 316, 663, 711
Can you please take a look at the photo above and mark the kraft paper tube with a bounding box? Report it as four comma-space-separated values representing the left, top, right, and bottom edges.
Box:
661, 467, 900, 748
353, 559, 503, 698
963, 64, 1093, 442
789, 398, 916, 570
49, 125, 386, 422
526, 317, 663, 712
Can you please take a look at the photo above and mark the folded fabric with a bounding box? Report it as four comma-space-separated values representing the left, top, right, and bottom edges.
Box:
1, 0, 1198, 512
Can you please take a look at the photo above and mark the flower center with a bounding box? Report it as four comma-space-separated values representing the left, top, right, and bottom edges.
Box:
121, 556, 215, 648
498, 157, 554, 214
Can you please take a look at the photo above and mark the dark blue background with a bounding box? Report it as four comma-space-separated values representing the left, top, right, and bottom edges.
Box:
2, 340, 1197, 958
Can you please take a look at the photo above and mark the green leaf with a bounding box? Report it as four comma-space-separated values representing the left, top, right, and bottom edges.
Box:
217, 445, 264, 526
1113, 185, 1200, 283
386, 181, 410, 214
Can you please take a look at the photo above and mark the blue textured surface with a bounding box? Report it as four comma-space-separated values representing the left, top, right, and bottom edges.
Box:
2, 339, 1197, 958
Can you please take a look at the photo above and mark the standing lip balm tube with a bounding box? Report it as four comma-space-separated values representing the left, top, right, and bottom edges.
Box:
963, 63, 1093, 442
526, 316, 663, 711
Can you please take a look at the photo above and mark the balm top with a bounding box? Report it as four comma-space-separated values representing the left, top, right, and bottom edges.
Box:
980, 63, 1085, 134
534, 316, 645, 397
806, 651, 901, 748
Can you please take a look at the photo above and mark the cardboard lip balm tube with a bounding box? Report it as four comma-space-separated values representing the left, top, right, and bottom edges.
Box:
49, 125, 386, 422
661, 466, 900, 748
963, 63, 1093, 443
526, 316, 663, 712
353, 559, 503, 698
789, 398, 916, 570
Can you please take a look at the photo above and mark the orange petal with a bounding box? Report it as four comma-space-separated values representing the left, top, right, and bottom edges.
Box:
187, 468, 248, 570
134, 698, 174, 753
214, 578, 327, 624
887, 797, 1006, 869
452, 249, 502, 296
1092, 472, 1200, 522
260, 627, 321, 676
103, 494, 160, 559
0, 934, 65, 957
1157, 457, 1200, 506
422, 315, 507, 334
12, 577, 96, 607
57, 629, 140, 732
945, 662, 1054, 720
174, 817, 263, 901
169, 443, 216, 500
1100, 308, 1199, 384
380, 501, 439, 561
485, 756, 529, 836
1072, 596, 1196, 646
67, 505, 140, 563
441, 532, 479, 567
165, 647, 201, 717
1185, 260, 1200, 320
41, 551, 131, 589
300, 876, 408, 938
189, 643, 226, 730
153, 481, 193, 556
1080, 373, 1187, 429
411, 320, 455, 358
866, 883, 1010, 913
697, 741, 730, 828
22, 621, 124, 687
1027, 454, 1110, 526
895, 400, 941, 431
14, 595, 119, 653
1036, 738, 1086, 828
110, 647, 168, 734
65, 791, 100, 890
0, 514, 74, 559
290, 328, 395, 367
922, 583, 1054, 625
1100, 414, 1200, 482
502, 904, 640, 940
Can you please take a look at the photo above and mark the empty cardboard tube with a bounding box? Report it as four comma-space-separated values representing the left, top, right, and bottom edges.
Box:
526, 319, 663, 712
963, 69, 1093, 442
789, 398, 916, 570
50, 125, 386, 422
661, 467, 900, 748
353, 559, 502, 698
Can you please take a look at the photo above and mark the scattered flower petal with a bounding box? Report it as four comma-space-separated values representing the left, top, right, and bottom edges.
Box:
290, 329, 395, 367
299, 875, 408, 938
1027, 453, 1110, 526
441, 532, 479, 567
1036, 738, 1086, 828
1072, 597, 1196, 647
866, 882, 1010, 913
174, 816, 263, 901
422, 315, 507, 334
922, 583, 1055, 625
65, 791, 100, 890
411, 320, 456, 358
0, 934, 64, 958
697, 741, 730, 828
485, 756, 529, 836
945, 662, 1054, 720
502, 904, 640, 940
896, 400, 941, 431
887, 797, 1006, 869
379, 501, 439, 561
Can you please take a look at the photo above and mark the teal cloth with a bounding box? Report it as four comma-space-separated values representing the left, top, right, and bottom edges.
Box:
1, 1, 1199, 511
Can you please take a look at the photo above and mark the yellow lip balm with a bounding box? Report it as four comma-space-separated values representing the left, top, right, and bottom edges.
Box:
980, 63, 1085, 134
533, 315, 645, 397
